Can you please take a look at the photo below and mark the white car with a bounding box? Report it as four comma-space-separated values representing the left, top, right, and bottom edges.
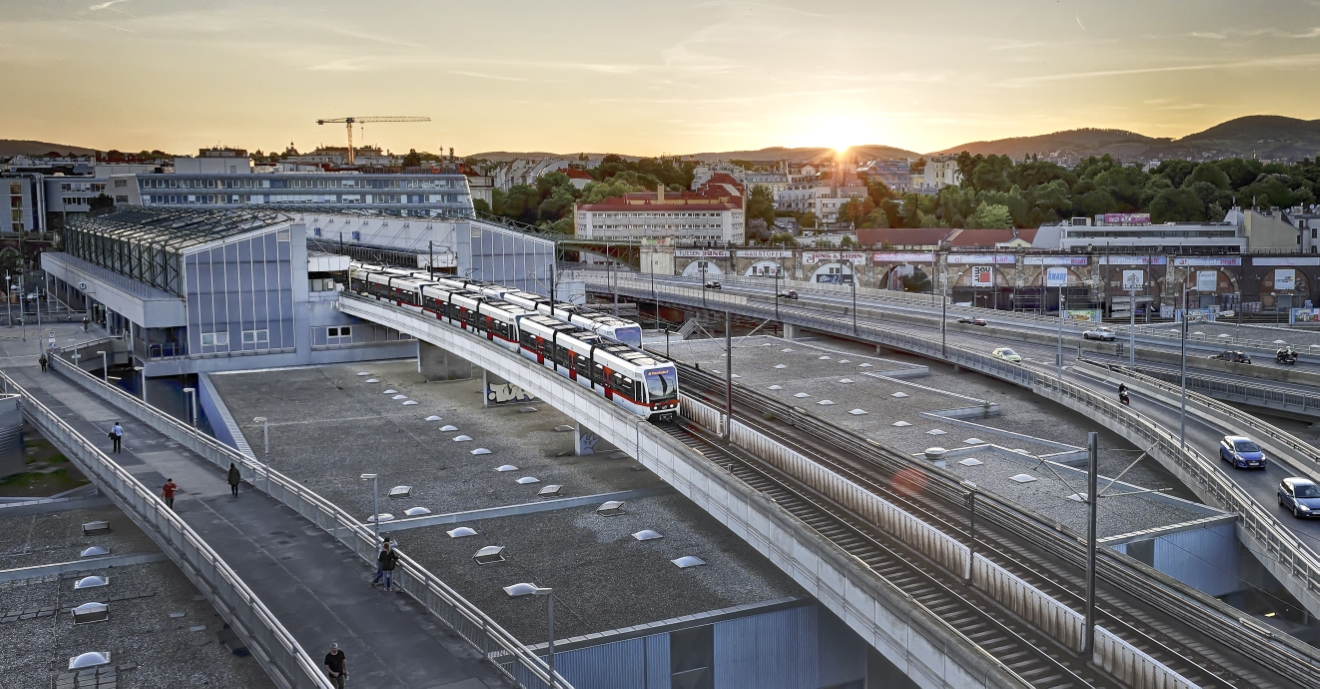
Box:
1083, 327, 1115, 341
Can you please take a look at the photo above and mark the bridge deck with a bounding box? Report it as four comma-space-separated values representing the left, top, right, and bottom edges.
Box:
7, 363, 511, 689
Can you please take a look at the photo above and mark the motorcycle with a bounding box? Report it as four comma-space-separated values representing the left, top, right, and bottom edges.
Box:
1119, 391, 1130, 406
1277, 349, 1298, 365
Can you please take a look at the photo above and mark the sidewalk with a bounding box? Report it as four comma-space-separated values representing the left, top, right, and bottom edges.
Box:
7, 357, 510, 689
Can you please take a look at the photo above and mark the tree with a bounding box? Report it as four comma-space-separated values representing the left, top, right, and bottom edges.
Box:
1182, 163, 1231, 191
402, 149, 422, 167
969, 203, 1013, 229
747, 185, 776, 227
472, 198, 491, 215
838, 235, 857, 248
1150, 187, 1205, 223
767, 232, 799, 247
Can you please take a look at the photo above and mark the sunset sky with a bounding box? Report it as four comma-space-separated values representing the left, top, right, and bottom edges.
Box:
3, 0, 1320, 156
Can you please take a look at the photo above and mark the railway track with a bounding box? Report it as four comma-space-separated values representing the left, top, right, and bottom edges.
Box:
664, 420, 1108, 688
677, 367, 1300, 688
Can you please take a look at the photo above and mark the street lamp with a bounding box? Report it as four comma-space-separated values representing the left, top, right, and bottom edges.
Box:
847, 262, 857, 335
183, 387, 198, 428
133, 366, 147, 405
96, 350, 108, 383
700, 262, 708, 306
1180, 285, 1197, 450
1128, 286, 1137, 369
4, 272, 10, 328
254, 416, 269, 491
504, 584, 556, 688
1056, 285, 1064, 385
774, 266, 781, 321
361, 473, 380, 543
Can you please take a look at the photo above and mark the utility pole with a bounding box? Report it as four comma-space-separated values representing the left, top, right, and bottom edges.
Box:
1128, 287, 1136, 369
1181, 287, 1189, 450
1056, 286, 1064, 385
1083, 431, 1098, 658
725, 309, 733, 441
774, 267, 780, 321
651, 249, 659, 330
849, 261, 857, 335
428, 240, 434, 280
940, 257, 947, 359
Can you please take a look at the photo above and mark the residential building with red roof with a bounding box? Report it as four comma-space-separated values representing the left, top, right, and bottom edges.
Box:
563, 167, 594, 190
574, 187, 745, 243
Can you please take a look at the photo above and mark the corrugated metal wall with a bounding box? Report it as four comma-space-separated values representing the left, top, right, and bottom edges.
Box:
0, 396, 22, 478
550, 630, 670, 689
714, 605, 818, 689
816, 606, 866, 688
1154, 523, 1238, 597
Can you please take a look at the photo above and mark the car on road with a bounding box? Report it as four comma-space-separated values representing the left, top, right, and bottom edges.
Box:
1083, 326, 1116, 341
704, 280, 722, 290
957, 316, 987, 326
1209, 350, 1251, 364
1279, 478, 1320, 518
1219, 435, 1266, 469
991, 347, 1022, 363
777, 290, 798, 299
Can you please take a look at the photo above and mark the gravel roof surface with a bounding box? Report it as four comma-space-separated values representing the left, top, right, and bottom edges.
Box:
398, 493, 806, 644
0, 560, 273, 689
210, 361, 668, 522
0, 504, 159, 570
942, 449, 1222, 539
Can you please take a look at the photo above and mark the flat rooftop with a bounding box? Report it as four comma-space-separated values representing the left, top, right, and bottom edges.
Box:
0, 503, 157, 569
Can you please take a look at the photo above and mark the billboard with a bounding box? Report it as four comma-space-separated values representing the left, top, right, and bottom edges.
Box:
948, 254, 1016, 264
675, 249, 730, 258
1102, 213, 1152, 225
736, 249, 793, 258
1292, 308, 1320, 324
1196, 270, 1218, 292
1025, 256, 1089, 266
1173, 256, 1241, 266
803, 251, 866, 265
873, 251, 935, 263
1097, 256, 1167, 265
1045, 267, 1069, 287
1064, 309, 1101, 323
971, 266, 994, 287
1275, 268, 1297, 291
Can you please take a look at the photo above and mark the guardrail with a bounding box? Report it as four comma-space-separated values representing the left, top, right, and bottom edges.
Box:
673, 362, 1320, 686
1129, 363, 1320, 418
0, 370, 330, 689
48, 354, 571, 689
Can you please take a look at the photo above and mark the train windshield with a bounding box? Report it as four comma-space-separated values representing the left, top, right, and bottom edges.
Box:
645, 367, 678, 401
615, 326, 643, 348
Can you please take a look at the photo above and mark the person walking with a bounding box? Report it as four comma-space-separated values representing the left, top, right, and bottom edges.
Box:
109, 422, 123, 454
38, 353, 47, 372
377, 540, 400, 592
161, 478, 178, 510
370, 535, 393, 587
82, 316, 89, 332
324, 643, 348, 688
227, 463, 241, 497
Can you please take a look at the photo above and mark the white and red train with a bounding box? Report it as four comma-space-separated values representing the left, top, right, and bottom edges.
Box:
347, 263, 678, 422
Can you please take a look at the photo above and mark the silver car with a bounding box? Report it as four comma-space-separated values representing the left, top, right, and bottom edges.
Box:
1083, 327, 1115, 341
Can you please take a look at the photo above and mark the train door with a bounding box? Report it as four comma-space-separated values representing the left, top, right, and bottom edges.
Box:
602, 366, 613, 400
484, 316, 494, 341
535, 337, 545, 364
567, 351, 577, 381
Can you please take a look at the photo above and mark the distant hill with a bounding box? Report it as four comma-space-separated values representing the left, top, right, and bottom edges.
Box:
930, 128, 1163, 161
1173, 115, 1320, 160
678, 144, 921, 163
0, 139, 98, 157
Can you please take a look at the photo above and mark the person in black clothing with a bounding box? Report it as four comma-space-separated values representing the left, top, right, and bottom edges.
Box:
227, 463, 241, 497
370, 535, 392, 587
38, 354, 47, 372
378, 541, 400, 592
324, 643, 347, 688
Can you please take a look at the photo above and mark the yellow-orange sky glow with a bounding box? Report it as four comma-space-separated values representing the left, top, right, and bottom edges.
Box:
3, 0, 1320, 156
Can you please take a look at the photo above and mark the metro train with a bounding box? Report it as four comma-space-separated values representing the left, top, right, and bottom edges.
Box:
353, 263, 643, 347
346, 264, 678, 422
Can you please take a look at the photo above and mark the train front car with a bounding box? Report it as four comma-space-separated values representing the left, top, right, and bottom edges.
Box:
640, 362, 679, 422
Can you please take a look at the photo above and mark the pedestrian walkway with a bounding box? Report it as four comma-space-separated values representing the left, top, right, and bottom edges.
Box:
7, 363, 511, 689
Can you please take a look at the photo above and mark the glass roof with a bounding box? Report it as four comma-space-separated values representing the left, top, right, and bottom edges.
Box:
69, 207, 289, 252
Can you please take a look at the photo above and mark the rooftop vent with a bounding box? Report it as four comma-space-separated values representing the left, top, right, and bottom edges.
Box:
1010, 474, 1038, 484
516, 477, 540, 485
383, 389, 398, 394
447, 527, 477, 538
503, 582, 543, 597
425, 415, 442, 421
404, 507, 431, 517
964, 438, 984, 445
959, 458, 984, 467
817, 400, 835, 406
440, 425, 459, 432
892, 421, 912, 427
768, 385, 783, 390
923, 447, 947, 461
892, 392, 909, 398
74, 576, 108, 590
392, 395, 407, 400
388, 486, 412, 499
496, 465, 518, 472
554, 425, 573, 432
69, 652, 111, 670
859, 363, 873, 367
453, 435, 472, 442
403, 400, 418, 406
632, 530, 663, 541
793, 393, 809, 398
597, 500, 625, 516
473, 546, 506, 565
365, 378, 380, 383
81, 521, 110, 536
538, 484, 563, 498
356, 372, 371, 376
849, 409, 867, 415
80, 546, 109, 558
72, 602, 109, 625
672, 556, 707, 569
471, 448, 491, 455
367, 513, 395, 523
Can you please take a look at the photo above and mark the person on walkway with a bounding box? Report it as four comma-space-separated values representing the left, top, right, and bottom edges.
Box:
82, 316, 89, 332
38, 354, 47, 372
377, 540, 400, 592
109, 422, 123, 453
161, 478, 178, 509
324, 643, 348, 688
370, 535, 393, 587
227, 463, 241, 497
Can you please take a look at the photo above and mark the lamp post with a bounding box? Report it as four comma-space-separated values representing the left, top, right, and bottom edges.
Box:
361, 473, 380, 543
506, 585, 556, 688
183, 386, 198, 428
4, 272, 10, 328
774, 266, 780, 321
96, 350, 108, 383
939, 257, 947, 359
133, 366, 147, 405
700, 262, 708, 307
1180, 285, 1196, 450
1128, 287, 1136, 369
1272, 291, 1279, 326
1056, 287, 1064, 385
848, 261, 857, 335
254, 416, 269, 491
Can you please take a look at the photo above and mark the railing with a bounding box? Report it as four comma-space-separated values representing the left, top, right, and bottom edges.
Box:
48, 354, 571, 689
1130, 364, 1320, 417
0, 371, 330, 689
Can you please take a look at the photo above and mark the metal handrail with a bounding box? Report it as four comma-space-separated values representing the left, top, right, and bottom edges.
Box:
0, 371, 331, 689
48, 355, 570, 689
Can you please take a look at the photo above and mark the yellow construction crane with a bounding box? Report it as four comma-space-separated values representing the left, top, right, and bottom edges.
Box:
315, 116, 430, 165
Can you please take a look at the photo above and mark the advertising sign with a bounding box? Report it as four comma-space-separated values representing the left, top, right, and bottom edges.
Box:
1064, 309, 1102, 323
1121, 270, 1144, 291
675, 249, 730, 258
736, 249, 793, 258
1102, 213, 1152, 225
1196, 270, 1218, 292
1045, 267, 1069, 287
804, 251, 865, 265
1275, 268, 1297, 291
1255, 257, 1320, 266
872, 251, 935, 263
948, 254, 1016, 264
1025, 256, 1089, 266
1098, 255, 1167, 265
971, 266, 994, 287
1173, 257, 1241, 266
1292, 308, 1320, 324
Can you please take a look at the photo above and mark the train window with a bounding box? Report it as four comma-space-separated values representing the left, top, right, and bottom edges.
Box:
576, 357, 589, 377
593, 364, 605, 383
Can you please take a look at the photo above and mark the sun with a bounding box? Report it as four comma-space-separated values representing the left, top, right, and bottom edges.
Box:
795, 116, 872, 153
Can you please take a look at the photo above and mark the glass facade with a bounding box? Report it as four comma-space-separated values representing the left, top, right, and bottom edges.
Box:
185, 229, 295, 356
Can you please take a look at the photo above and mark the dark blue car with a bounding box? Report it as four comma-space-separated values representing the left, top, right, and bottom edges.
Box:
1219, 435, 1266, 469
1279, 478, 1320, 518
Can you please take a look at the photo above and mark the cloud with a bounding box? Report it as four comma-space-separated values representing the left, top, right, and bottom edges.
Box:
88, 0, 129, 10
999, 52, 1320, 87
